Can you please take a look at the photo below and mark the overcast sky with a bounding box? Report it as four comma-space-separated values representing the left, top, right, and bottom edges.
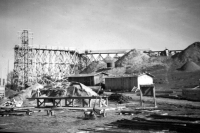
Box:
0, 0, 200, 76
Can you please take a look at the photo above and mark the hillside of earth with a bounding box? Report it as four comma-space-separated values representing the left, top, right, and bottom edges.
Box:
80, 42, 200, 91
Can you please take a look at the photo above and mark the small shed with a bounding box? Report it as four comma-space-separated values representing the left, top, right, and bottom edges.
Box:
67, 72, 109, 86
105, 73, 154, 92
104, 56, 115, 68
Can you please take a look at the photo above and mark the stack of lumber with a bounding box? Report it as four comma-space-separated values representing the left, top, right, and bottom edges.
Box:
110, 114, 200, 133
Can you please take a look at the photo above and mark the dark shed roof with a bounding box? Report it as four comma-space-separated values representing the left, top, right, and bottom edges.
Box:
105, 72, 154, 79
67, 72, 109, 78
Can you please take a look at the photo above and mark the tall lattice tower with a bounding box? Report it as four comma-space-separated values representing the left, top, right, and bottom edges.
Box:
22, 30, 30, 86
14, 30, 31, 88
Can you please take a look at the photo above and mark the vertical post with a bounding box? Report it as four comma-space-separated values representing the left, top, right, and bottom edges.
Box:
47, 110, 50, 116
72, 99, 74, 107
82, 99, 84, 107
50, 110, 55, 116
153, 85, 157, 108
37, 99, 39, 108
44, 99, 46, 107
60, 99, 63, 107
52, 99, 55, 107
65, 98, 68, 106
99, 97, 102, 107
37, 89, 39, 97
88, 99, 91, 107
106, 97, 108, 106
139, 86, 143, 107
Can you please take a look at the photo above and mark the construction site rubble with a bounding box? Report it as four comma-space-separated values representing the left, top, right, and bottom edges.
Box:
108, 93, 133, 104
0, 77, 107, 108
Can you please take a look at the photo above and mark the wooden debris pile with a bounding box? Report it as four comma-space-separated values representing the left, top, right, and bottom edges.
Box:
0, 107, 34, 117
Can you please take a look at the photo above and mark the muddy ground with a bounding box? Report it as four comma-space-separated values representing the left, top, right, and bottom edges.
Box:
1, 93, 200, 133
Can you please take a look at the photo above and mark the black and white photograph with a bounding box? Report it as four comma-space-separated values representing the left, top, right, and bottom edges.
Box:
0, 0, 200, 133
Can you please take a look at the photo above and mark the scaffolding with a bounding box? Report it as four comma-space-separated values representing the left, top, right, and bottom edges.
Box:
13, 30, 30, 87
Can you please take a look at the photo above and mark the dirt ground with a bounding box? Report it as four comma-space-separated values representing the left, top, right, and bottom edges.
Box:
1, 93, 200, 133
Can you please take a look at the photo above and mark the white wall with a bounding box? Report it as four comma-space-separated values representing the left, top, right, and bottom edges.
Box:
138, 75, 153, 88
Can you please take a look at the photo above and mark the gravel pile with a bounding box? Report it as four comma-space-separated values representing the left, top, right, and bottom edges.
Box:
172, 42, 200, 63
178, 61, 200, 72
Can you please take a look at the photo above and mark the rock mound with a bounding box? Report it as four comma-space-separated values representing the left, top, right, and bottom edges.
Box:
178, 61, 200, 72
172, 42, 200, 63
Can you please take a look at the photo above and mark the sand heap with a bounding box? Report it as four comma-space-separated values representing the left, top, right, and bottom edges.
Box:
65, 82, 105, 107
113, 49, 154, 74
173, 42, 200, 63
66, 83, 98, 97
80, 61, 107, 74
1, 83, 44, 107
115, 49, 150, 67
178, 61, 200, 72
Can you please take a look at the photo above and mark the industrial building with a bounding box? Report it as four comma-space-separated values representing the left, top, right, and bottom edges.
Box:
67, 72, 109, 86
105, 73, 154, 92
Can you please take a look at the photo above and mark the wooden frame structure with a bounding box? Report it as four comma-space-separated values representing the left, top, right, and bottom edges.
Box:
14, 44, 81, 86
27, 96, 108, 108
139, 84, 157, 108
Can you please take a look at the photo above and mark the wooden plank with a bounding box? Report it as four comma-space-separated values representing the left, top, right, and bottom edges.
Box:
27, 96, 108, 100
149, 114, 200, 121
13, 107, 35, 110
